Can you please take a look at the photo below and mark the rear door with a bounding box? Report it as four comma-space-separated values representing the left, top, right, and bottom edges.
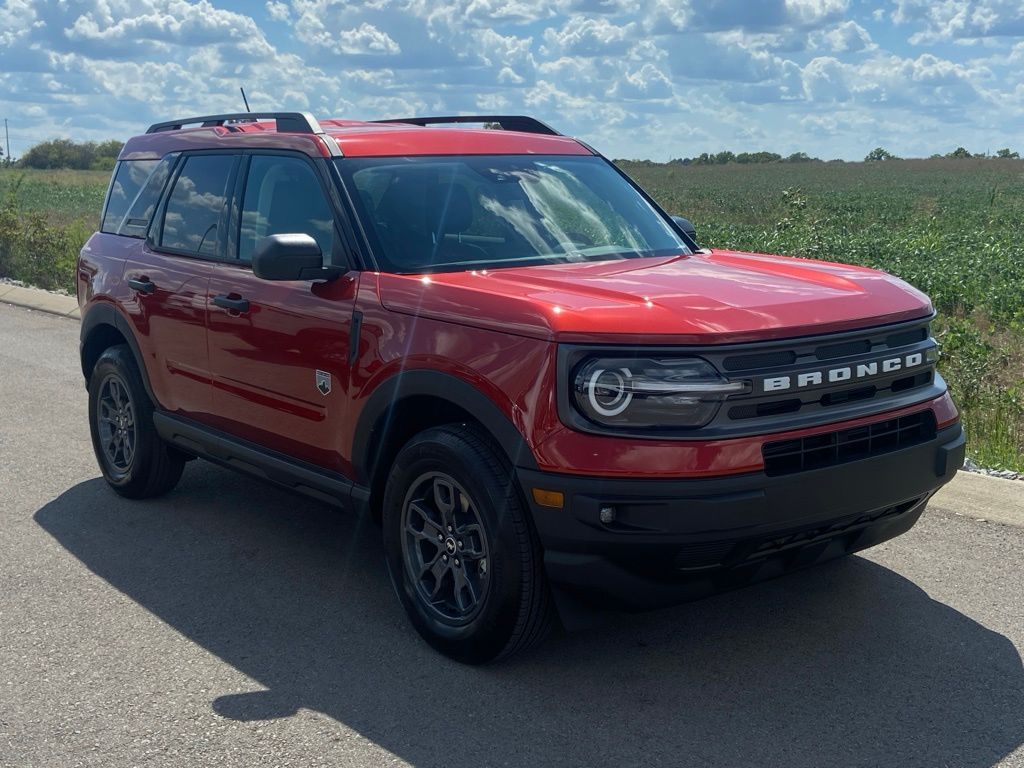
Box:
206, 152, 360, 473
123, 153, 238, 419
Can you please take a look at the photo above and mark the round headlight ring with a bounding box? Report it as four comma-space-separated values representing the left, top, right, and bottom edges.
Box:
587, 367, 633, 417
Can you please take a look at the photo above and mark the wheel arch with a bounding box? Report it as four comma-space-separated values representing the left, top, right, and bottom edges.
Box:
80, 302, 158, 406
352, 370, 538, 514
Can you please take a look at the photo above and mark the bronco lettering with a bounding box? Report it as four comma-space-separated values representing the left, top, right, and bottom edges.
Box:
759, 352, 929, 393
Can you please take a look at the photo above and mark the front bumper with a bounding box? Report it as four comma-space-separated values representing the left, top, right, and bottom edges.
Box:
518, 421, 965, 611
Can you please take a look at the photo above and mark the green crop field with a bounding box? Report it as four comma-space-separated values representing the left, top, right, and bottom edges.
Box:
1, 161, 1021, 470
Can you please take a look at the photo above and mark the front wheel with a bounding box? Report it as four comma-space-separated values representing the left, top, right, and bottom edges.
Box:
383, 425, 553, 663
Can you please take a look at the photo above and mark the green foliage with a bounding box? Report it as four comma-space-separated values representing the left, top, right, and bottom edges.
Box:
947, 147, 973, 159
0, 172, 92, 293
666, 150, 817, 166
864, 147, 898, 162
996, 148, 1020, 159
19, 138, 122, 171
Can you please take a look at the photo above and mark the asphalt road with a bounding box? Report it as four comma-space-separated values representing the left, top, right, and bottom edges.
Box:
1, 302, 1022, 768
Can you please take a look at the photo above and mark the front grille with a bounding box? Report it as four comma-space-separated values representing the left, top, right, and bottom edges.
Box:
708, 317, 940, 435
762, 410, 937, 476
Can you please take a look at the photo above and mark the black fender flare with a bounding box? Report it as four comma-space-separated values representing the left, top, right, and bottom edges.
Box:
351, 369, 539, 485
79, 302, 160, 406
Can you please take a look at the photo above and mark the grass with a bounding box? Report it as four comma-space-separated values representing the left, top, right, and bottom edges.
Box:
0, 168, 109, 226
0, 161, 1020, 471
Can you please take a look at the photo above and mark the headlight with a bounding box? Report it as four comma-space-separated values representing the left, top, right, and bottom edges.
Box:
572, 357, 746, 428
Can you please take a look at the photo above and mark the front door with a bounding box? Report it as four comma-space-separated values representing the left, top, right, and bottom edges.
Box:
206, 153, 359, 473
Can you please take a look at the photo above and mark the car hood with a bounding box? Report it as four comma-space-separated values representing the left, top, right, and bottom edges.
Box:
376, 250, 933, 344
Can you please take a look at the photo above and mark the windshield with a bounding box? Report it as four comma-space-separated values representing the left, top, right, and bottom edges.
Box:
336, 155, 690, 273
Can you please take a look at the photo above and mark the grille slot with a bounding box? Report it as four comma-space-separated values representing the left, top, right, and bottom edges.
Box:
729, 398, 801, 420
892, 371, 932, 392
722, 350, 795, 371
820, 385, 876, 407
762, 411, 937, 476
815, 339, 871, 360
886, 328, 928, 348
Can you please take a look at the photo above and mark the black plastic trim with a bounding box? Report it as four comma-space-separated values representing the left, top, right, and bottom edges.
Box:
351, 369, 539, 485
79, 301, 160, 406
153, 412, 361, 508
348, 310, 363, 365
520, 421, 964, 610
373, 115, 562, 136
147, 112, 325, 135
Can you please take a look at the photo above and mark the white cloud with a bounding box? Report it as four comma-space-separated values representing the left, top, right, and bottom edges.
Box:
894, 0, 1024, 42
542, 16, 635, 56
0, 0, 1020, 162
612, 63, 674, 99
811, 20, 874, 52
338, 22, 401, 55
266, 1, 290, 22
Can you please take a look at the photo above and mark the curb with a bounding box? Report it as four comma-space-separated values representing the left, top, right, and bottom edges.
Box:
0, 284, 80, 319
931, 470, 1024, 529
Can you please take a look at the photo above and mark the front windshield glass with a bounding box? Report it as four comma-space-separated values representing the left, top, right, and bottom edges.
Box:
336, 155, 690, 273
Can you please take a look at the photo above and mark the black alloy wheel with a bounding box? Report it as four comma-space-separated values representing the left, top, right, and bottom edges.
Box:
95, 373, 138, 477
401, 471, 491, 623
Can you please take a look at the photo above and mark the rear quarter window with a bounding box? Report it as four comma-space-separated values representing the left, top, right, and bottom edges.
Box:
117, 154, 178, 239
101, 160, 159, 235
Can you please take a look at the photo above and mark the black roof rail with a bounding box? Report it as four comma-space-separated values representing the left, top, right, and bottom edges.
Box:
145, 112, 325, 135
372, 115, 562, 136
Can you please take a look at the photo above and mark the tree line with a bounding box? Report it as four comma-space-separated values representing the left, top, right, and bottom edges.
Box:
4, 138, 1020, 170
865, 146, 1019, 162
6, 139, 123, 170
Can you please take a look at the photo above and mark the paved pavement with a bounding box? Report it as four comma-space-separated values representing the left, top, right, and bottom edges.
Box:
0, 301, 1021, 768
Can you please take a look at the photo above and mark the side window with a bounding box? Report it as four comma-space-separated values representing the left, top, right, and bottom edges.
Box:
101, 160, 158, 234
117, 153, 178, 239
159, 154, 235, 257
239, 155, 334, 262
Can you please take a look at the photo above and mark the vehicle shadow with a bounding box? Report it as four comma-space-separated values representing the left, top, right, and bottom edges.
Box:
36, 464, 1023, 768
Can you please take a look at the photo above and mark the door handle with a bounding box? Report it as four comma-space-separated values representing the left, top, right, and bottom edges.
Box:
213, 294, 250, 313
127, 278, 156, 294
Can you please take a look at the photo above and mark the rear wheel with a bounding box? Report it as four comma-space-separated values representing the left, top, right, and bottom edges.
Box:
383, 424, 553, 663
88, 345, 184, 499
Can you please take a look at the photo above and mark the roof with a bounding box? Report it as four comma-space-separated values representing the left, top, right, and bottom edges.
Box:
118, 116, 593, 161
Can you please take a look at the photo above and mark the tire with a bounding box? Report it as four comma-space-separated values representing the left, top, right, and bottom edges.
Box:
383, 424, 553, 663
87, 345, 184, 499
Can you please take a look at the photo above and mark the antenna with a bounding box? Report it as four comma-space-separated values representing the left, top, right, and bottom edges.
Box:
240, 87, 251, 113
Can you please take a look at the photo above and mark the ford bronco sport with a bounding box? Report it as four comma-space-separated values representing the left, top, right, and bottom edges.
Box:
79, 112, 965, 663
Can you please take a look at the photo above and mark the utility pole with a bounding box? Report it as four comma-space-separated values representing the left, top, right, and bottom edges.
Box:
3, 119, 9, 162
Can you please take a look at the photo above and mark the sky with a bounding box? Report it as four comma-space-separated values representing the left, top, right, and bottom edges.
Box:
1, 0, 1023, 161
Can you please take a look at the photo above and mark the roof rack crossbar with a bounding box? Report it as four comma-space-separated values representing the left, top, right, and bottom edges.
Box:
145, 112, 325, 135
372, 115, 561, 136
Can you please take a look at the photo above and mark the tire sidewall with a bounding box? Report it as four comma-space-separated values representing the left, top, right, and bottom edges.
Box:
87, 346, 158, 492
383, 428, 529, 663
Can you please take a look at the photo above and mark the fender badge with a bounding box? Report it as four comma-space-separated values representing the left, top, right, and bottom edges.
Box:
315, 370, 331, 396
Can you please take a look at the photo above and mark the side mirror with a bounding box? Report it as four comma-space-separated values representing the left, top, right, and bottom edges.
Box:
252, 234, 341, 281
671, 215, 698, 247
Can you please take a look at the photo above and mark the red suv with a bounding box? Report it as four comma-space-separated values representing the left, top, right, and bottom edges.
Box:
79, 112, 965, 662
